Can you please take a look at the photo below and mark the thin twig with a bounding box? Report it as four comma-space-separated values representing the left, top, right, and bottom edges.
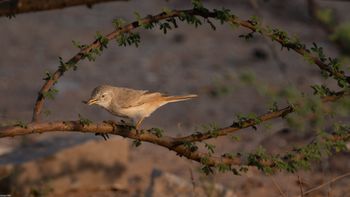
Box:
296, 172, 350, 197
249, 0, 289, 76
189, 167, 196, 197
297, 175, 304, 197
271, 176, 287, 197
177, 92, 346, 143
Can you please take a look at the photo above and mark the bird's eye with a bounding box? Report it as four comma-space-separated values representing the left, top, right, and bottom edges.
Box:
101, 95, 105, 98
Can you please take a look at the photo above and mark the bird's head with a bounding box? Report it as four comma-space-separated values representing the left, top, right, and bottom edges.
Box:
85, 85, 114, 108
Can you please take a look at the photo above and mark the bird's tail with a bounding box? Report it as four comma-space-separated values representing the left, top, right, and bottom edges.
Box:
163, 94, 198, 103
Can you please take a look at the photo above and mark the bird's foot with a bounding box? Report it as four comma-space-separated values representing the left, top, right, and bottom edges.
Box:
96, 120, 118, 140
119, 119, 136, 129
95, 133, 110, 141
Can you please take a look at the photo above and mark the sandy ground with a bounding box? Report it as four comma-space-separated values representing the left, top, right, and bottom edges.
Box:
1, 0, 350, 196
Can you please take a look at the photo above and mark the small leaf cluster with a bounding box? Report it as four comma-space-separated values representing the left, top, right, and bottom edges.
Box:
178, 12, 202, 28
132, 139, 142, 147
150, 127, 164, 138
42, 88, 59, 100
200, 156, 214, 175
15, 120, 28, 129
183, 141, 199, 152
112, 18, 126, 29
232, 113, 261, 130
191, 0, 203, 9
331, 23, 350, 53
204, 143, 215, 155
71, 32, 109, 62
246, 127, 349, 174
116, 32, 141, 47
307, 43, 347, 88
199, 122, 220, 138
133, 10, 179, 34
311, 84, 335, 97
78, 114, 92, 126
42, 71, 54, 81
58, 56, 77, 72
95, 31, 109, 50
213, 8, 232, 24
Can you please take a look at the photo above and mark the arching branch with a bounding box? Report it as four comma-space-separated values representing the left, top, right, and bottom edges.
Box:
0, 0, 128, 17
32, 8, 350, 122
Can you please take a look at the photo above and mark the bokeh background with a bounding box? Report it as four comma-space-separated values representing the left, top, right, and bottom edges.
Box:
1, 0, 350, 196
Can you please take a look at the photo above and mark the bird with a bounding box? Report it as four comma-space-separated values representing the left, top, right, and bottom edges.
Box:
85, 85, 197, 129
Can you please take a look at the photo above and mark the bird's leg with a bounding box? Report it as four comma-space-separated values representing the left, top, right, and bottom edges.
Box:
118, 119, 135, 130
95, 133, 109, 141
135, 117, 145, 130
96, 120, 117, 140
119, 119, 129, 126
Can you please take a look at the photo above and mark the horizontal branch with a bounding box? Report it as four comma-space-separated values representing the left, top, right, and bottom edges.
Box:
177, 92, 346, 143
32, 7, 350, 122
1, 111, 349, 173
0, 120, 243, 167
178, 106, 293, 143
2, 91, 347, 173
0, 0, 127, 17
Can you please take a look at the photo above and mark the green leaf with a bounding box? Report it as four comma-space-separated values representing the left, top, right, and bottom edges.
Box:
72, 40, 87, 50
331, 23, 350, 53
42, 88, 59, 100
42, 71, 53, 81
269, 102, 279, 112
159, 22, 171, 34
117, 32, 141, 47
95, 31, 109, 50
183, 141, 198, 152
310, 84, 333, 96
191, 0, 203, 9
178, 12, 202, 27
213, 8, 231, 24
162, 7, 172, 15
316, 8, 334, 26
310, 42, 326, 62
134, 11, 142, 20
78, 114, 92, 126
201, 165, 213, 175
150, 127, 164, 138
132, 139, 142, 147
204, 143, 216, 154
15, 120, 27, 128
231, 135, 241, 142
199, 122, 220, 137
112, 18, 126, 29
216, 163, 231, 173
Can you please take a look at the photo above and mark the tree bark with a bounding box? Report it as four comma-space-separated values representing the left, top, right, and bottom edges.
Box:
0, 0, 128, 17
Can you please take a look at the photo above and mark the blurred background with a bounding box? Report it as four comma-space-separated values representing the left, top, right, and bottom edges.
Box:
1, 0, 350, 196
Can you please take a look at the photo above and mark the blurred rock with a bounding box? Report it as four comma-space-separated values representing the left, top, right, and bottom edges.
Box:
0, 137, 129, 196
146, 169, 237, 197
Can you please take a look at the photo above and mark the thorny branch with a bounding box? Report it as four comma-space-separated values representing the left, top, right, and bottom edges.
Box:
32, 8, 350, 122
1, 92, 348, 172
2, 2, 348, 174
0, 0, 128, 17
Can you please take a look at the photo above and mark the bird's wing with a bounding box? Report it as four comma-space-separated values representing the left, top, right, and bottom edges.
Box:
114, 88, 166, 108
113, 87, 163, 108
132, 92, 164, 107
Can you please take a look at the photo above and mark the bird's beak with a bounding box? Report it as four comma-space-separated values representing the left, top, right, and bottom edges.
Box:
86, 98, 98, 105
